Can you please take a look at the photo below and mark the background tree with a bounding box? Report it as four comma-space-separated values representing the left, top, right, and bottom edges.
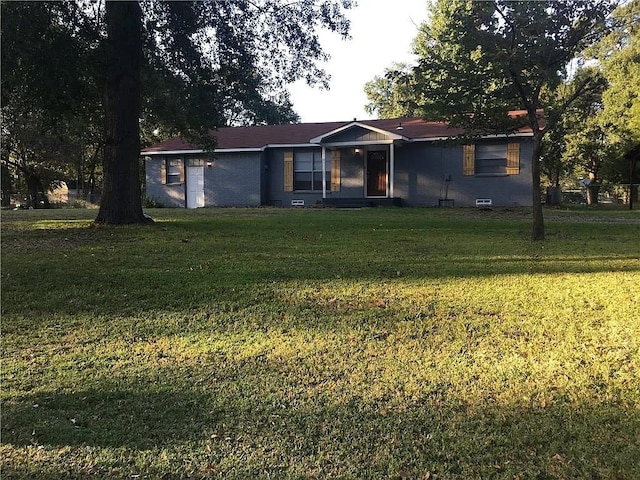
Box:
369, 0, 615, 240
364, 63, 421, 118
594, 0, 640, 205
1, 1, 103, 207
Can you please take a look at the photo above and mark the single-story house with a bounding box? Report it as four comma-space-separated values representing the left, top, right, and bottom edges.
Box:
142, 115, 534, 208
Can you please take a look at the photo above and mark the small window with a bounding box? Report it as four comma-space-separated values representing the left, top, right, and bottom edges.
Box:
475, 144, 507, 175
188, 158, 205, 167
167, 158, 183, 184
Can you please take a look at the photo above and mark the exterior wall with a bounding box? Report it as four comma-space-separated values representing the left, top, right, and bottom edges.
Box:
395, 139, 534, 207
145, 153, 263, 208
205, 152, 262, 206
334, 148, 364, 198
146, 137, 533, 208
145, 157, 186, 207
267, 147, 325, 206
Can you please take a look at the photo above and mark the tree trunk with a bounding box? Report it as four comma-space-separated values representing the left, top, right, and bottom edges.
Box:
25, 170, 50, 208
531, 134, 545, 241
95, 1, 150, 225
586, 183, 600, 205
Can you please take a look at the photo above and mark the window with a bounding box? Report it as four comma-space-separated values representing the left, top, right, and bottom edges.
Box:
284, 151, 331, 192
188, 158, 205, 167
476, 144, 507, 175
463, 143, 520, 176
167, 158, 183, 184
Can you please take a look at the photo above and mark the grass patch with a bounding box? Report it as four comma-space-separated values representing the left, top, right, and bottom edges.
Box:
2, 207, 639, 479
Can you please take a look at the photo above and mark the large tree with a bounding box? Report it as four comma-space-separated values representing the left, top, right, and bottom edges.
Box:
95, 0, 352, 224
398, 0, 616, 240
2, 1, 352, 222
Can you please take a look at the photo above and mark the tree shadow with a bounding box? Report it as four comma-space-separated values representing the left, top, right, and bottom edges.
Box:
2, 385, 638, 478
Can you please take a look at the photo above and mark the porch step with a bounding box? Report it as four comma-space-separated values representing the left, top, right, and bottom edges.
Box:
322, 197, 402, 208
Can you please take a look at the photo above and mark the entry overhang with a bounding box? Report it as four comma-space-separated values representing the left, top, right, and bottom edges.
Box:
309, 121, 409, 144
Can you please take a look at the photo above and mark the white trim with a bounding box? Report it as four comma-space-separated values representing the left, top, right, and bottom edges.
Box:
143, 149, 203, 156
321, 147, 327, 199
264, 143, 315, 149
316, 140, 396, 148
410, 132, 534, 143
390, 143, 395, 199
143, 147, 265, 156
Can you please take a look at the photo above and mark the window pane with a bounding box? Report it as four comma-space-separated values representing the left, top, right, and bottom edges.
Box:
294, 172, 312, 190
476, 158, 506, 174
313, 155, 331, 172
294, 152, 313, 172
476, 144, 507, 159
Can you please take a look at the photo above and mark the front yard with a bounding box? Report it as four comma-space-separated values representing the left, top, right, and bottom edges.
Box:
2, 207, 639, 479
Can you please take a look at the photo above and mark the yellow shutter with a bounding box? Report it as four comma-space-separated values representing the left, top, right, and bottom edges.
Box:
331, 150, 341, 192
507, 143, 520, 175
178, 158, 185, 183
463, 144, 475, 176
284, 151, 294, 192
160, 158, 166, 185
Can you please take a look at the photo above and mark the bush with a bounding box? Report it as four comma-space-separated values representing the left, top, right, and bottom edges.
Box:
143, 197, 165, 208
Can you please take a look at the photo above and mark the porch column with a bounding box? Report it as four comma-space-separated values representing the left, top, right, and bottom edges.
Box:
321, 146, 327, 199
389, 143, 395, 198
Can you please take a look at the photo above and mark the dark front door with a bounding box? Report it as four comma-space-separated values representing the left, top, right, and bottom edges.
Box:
366, 150, 388, 197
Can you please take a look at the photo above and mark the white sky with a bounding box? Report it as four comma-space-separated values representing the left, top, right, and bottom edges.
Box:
288, 0, 428, 123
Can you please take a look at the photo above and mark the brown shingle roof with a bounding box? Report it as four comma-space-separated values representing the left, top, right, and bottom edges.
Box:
142, 114, 533, 154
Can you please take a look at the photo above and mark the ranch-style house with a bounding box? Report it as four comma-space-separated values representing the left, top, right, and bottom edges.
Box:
143, 115, 534, 209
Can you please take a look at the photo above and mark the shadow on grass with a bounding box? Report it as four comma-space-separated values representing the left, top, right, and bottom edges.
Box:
2, 387, 638, 478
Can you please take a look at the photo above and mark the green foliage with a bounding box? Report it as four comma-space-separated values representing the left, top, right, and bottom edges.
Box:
364, 63, 421, 118
2, 208, 640, 478
370, 0, 617, 239
595, 0, 640, 190
0, 2, 103, 205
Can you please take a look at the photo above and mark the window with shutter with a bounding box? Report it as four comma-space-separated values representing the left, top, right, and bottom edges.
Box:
284, 151, 294, 192
507, 143, 520, 175
331, 150, 341, 192
463, 144, 475, 176
287, 150, 331, 192
166, 158, 183, 184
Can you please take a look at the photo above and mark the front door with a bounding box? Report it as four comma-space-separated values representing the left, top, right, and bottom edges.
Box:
366, 150, 388, 197
187, 166, 205, 208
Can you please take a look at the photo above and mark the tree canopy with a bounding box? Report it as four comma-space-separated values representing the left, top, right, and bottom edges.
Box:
1, 0, 353, 221
366, 0, 617, 240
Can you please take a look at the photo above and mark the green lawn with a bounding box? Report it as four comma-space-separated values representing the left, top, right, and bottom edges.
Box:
2, 206, 639, 479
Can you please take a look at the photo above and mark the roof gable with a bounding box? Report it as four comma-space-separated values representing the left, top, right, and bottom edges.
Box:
309, 121, 407, 144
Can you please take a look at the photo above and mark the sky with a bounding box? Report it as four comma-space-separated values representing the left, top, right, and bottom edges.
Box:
288, 0, 428, 123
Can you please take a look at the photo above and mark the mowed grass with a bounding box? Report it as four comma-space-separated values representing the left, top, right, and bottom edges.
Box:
1, 206, 639, 479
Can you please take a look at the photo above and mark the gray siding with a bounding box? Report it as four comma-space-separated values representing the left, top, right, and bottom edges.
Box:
268, 148, 324, 206
145, 153, 263, 208
205, 153, 262, 206
146, 138, 533, 208
145, 157, 186, 207
395, 140, 534, 207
